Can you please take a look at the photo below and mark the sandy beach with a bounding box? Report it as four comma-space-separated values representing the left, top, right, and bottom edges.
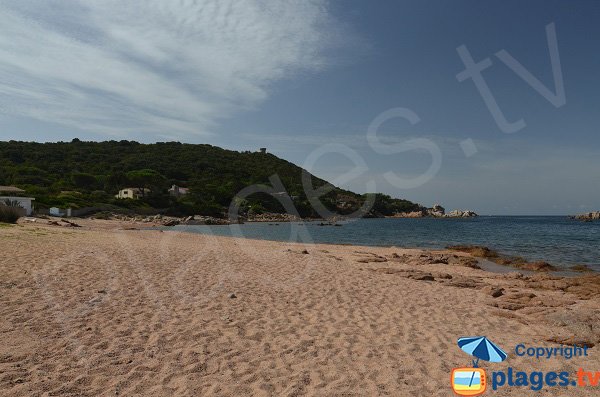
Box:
1, 219, 599, 396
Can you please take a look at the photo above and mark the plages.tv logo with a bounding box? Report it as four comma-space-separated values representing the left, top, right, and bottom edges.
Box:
451, 336, 508, 396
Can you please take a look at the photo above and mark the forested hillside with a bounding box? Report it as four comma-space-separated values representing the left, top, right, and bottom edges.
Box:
0, 140, 422, 217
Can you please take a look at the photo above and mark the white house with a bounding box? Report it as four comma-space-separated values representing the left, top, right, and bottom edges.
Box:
0, 186, 34, 216
168, 184, 189, 197
115, 188, 150, 199
0, 196, 35, 216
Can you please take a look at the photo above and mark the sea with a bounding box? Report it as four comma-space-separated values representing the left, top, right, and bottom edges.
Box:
167, 216, 600, 272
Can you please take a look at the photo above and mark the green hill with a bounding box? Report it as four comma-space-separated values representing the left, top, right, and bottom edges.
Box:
0, 140, 422, 218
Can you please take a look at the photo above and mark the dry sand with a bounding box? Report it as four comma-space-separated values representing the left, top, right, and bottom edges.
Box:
1, 219, 599, 396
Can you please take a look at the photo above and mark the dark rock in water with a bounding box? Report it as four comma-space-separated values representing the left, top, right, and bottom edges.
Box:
572, 211, 600, 221
447, 245, 498, 258
570, 264, 593, 273
515, 261, 556, 272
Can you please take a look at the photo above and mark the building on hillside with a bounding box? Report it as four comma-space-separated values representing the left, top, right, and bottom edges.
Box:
0, 186, 35, 216
168, 185, 189, 198
115, 188, 150, 199
259, 148, 267, 154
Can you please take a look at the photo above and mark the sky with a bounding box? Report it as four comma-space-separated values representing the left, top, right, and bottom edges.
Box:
0, 0, 599, 215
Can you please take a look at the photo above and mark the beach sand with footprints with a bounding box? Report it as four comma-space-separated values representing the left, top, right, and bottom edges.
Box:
1, 219, 599, 396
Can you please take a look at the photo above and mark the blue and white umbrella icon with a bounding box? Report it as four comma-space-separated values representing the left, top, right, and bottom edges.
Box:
457, 336, 508, 389
458, 336, 508, 367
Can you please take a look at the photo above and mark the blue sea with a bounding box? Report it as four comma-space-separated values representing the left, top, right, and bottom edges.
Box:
167, 216, 600, 272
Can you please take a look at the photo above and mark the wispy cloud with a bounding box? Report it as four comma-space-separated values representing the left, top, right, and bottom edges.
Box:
0, 0, 339, 138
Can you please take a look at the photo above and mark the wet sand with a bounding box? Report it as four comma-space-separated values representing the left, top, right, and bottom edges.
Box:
1, 219, 599, 396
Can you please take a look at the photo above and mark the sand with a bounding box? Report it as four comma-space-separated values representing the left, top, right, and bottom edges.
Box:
1, 219, 599, 396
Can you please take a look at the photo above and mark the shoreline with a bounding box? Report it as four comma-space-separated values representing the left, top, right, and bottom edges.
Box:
2, 219, 599, 396
159, 221, 598, 275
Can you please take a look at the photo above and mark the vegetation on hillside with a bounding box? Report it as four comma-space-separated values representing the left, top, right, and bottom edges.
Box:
0, 140, 423, 218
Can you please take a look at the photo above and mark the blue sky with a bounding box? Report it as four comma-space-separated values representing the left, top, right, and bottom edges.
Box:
0, 0, 599, 214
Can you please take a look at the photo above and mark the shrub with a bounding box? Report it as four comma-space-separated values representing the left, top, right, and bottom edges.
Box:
0, 206, 20, 223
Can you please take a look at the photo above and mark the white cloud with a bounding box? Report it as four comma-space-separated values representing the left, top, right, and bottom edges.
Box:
0, 0, 338, 138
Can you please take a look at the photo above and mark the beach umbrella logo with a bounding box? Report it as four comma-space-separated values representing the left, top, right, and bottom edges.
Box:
451, 336, 508, 396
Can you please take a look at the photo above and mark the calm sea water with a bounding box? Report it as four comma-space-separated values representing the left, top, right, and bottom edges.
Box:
168, 216, 600, 271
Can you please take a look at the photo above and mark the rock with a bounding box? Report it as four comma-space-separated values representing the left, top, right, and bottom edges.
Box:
246, 212, 302, 222
493, 302, 525, 311
432, 204, 445, 213
427, 254, 449, 264
187, 216, 232, 225
446, 279, 482, 289
573, 211, 600, 221
373, 268, 403, 274
355, 253, 387, 263
410, 274, 435, 281
301, 249, 309, 255
447, 245, 499, 258
455, 257, 481, 269
547, 336, 596, 348
483, 286, 505, 298
390, 210, 426, 218
448, 210, 479, 217
570, 264, 594, 273
516, 261, 556, 272
229, 293, 237, 299
427, 204, 446, 217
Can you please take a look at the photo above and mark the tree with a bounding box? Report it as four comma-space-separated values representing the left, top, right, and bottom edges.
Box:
71, 172, 97, 190
126, 169, 166, 197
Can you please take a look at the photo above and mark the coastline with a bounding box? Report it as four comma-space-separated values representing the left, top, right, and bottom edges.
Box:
1, 219, 599, 396
162, 217, 600, 274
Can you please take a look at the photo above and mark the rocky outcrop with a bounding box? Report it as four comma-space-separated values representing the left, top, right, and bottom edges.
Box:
181, 215, 231, 225
448, 209, 478, 217
104, 213, 183, 226
246, 212, 302, 222
391, 206, 478, 218
391, 210, 426, 218
572, 211, 600, 221
428, 204, 445, 217
447, 245, 558, 272
94, 211, 307, 225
